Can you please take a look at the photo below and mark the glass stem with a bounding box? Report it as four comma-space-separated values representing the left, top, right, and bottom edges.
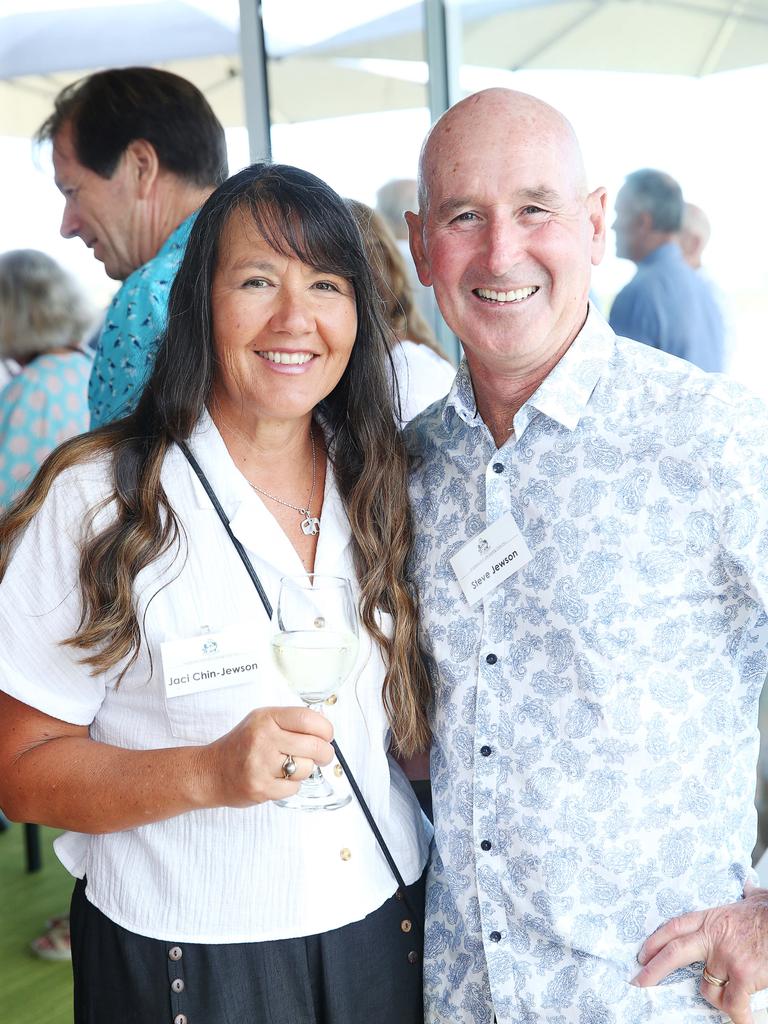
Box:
307, 700, 326, 781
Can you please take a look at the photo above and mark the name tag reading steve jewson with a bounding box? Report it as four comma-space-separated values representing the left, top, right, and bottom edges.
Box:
161, 623, 264, 699
450, 512, 532, 606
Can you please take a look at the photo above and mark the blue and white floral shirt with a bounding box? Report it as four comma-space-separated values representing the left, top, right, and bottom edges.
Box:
88, 213, 196, 428
406, 307, 768, 1024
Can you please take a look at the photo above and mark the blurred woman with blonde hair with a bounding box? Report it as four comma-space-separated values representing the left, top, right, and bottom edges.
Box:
347, 200, 455, 424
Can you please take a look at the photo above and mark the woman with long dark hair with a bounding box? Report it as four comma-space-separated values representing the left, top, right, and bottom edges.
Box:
0, 164, 431, 1023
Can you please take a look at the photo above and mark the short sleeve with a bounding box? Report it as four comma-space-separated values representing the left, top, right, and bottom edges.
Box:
0, 464, 111, 724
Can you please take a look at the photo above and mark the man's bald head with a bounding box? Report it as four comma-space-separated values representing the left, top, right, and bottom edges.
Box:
417, 88, 588, 215
679, 202, 711, 270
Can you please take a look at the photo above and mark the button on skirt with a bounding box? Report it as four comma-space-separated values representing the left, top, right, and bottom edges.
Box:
69, 873, 425, 1024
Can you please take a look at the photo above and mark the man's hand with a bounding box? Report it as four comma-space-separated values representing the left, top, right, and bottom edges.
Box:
632, 885, 768, 1024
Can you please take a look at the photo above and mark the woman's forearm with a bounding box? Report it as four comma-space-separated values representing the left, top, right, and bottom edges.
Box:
2, 735, 215, 832
0, 692, 334, 832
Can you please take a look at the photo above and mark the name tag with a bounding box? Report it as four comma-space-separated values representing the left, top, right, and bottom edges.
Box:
450, 512, 532, 606
161, 623, 265, 699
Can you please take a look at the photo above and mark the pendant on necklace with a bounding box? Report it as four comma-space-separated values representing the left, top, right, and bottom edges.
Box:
301, 516, 321, 536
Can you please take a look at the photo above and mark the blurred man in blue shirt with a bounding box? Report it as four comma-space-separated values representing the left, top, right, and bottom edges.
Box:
609, 169, 724, 372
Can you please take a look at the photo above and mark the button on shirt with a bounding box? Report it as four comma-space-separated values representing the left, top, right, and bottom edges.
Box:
88, 214, 196, 428
406, 307, 768, 1023
0, 412, 429, 942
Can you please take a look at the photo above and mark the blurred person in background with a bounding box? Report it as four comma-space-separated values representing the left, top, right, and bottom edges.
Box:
679, 201, 711, 271
679, 201, 733, 371
0, 249, 93, 510
0, 355, 18, 388
376, 178, 441, 333
609, 168, 725, 372
36, 67, 227, 428
348, 199, 454, 425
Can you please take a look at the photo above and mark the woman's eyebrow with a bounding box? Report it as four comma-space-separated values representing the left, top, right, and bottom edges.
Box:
227, 258, 279, 272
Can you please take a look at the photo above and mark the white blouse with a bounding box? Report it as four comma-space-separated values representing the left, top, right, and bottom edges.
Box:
0, 413, 430, 942
390, 340, 456, 425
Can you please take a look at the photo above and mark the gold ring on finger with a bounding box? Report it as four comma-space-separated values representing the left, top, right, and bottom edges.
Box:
702, 967, 728, 988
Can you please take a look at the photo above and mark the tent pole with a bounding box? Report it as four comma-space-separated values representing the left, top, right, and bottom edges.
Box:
424, 0, 462, 363
239, 0, 272, 162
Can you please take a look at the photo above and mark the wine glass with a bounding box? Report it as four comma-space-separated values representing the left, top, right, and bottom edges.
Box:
271, 573, 359, 810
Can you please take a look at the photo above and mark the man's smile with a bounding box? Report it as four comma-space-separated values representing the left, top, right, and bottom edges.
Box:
473, 286, 539, 303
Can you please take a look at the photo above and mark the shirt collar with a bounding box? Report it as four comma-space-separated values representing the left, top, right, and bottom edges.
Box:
442, 357, 481, 430
157, 211, 198, 259
442, 303, 616, 438
639, 240, 683, 268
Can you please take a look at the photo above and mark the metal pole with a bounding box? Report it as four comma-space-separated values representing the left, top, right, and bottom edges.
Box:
423, 0, 462, 363
238, 0, 272, 162
424, 0, 462, 121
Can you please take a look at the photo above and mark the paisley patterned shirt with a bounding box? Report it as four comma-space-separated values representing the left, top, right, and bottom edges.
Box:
88, 213, 196, 427
406, 307, 768, 1024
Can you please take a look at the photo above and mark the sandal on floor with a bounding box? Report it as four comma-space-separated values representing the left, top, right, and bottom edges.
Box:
30, 922, 71, 961
44, 913, 69, 931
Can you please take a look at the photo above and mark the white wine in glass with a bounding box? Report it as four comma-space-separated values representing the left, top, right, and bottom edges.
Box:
272, 574, 359, 810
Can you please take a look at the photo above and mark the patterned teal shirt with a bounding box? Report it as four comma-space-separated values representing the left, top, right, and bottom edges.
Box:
406, 307, 768, 1024
0, 350, 91, 508
88, 213, 196, 427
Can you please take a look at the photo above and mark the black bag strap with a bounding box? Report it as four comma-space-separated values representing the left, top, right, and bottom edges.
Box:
179, 441, 423, 932
180, 442, 273, 618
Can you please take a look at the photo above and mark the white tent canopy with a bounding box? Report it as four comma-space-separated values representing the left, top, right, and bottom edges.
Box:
0, 0, 240, 78
0, 0, 427, 137
312, 0, 768, 77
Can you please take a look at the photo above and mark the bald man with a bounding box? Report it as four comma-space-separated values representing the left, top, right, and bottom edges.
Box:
680, 202, 712, 270
405, 88, 768, 1024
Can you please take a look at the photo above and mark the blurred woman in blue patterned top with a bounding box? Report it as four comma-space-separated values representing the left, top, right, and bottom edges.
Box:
0, 249, 93, 508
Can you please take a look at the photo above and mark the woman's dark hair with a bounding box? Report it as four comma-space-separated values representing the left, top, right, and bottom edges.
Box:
35, 67, 227, 188
0, 163, 430, 756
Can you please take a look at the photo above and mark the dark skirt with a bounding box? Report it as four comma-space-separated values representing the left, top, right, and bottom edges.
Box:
69, 873, 425, 1024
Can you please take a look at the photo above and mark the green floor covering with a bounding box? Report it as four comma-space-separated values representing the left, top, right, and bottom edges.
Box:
0, 825, 74, 1024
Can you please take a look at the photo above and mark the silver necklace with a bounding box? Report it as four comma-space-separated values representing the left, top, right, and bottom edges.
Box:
249, 429, 320, 536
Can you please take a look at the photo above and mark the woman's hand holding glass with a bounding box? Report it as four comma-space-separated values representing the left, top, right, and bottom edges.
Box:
204, 705, 334, 807
271, 574, 359, 810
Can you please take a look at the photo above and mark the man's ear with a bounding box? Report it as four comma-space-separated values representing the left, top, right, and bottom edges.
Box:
588, 187, 607, 267
405, 210, 433, 287
124, 139, 160, 200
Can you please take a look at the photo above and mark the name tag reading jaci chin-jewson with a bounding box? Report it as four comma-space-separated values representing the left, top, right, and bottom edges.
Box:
161, 623, 264, 699
450, 512, 532, 606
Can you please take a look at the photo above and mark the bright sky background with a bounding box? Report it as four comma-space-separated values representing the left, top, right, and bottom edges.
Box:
1, 5, 766, 395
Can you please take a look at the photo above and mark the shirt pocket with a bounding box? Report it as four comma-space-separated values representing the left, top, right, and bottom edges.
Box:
158, 621, 291, 744
162, 666, 299, 744
163, 677, 264, 744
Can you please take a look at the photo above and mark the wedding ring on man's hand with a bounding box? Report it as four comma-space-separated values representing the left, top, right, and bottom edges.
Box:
702, 967, 728, 988
281, 754, 297, 779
